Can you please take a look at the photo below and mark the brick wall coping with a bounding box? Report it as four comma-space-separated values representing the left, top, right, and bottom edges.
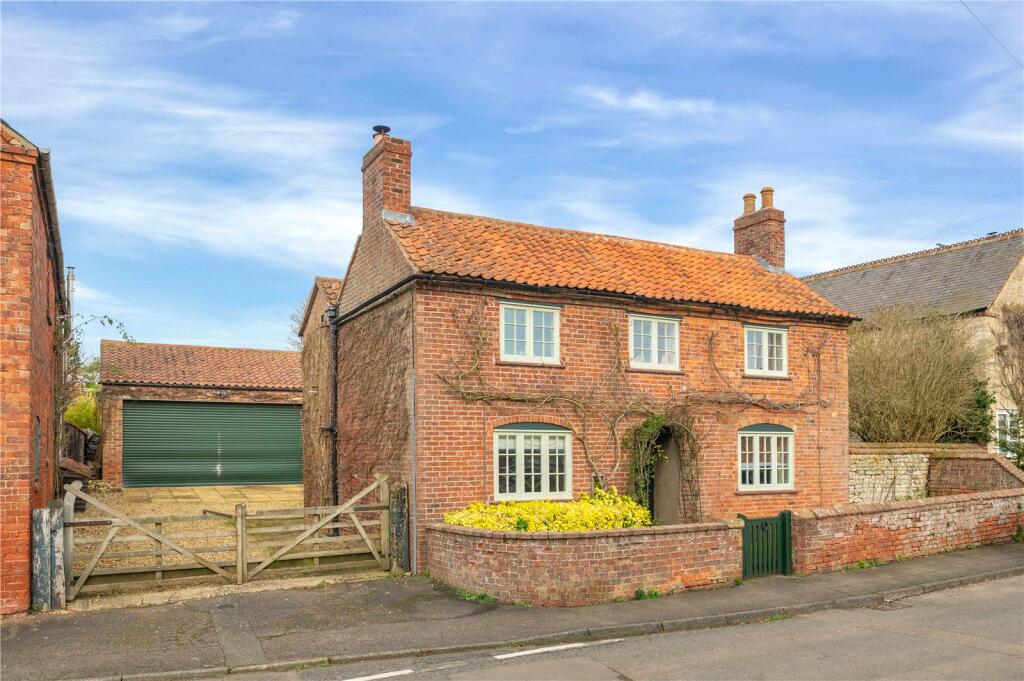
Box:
793, 487, 1023, 520
428, 520, 742, 541
849, 442, 984, 452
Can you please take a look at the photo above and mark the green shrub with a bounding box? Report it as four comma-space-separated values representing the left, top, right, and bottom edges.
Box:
64, 392, 101, 433
443, 488, 651, 532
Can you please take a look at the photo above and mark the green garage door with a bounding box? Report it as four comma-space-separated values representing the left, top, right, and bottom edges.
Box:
122, 401, 302, 487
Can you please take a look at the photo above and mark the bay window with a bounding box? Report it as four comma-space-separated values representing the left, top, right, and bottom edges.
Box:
738, 424, 794, 491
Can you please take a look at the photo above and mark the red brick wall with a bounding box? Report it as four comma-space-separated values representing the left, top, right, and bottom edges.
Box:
99, 384, 302, 487
337, 136, 414, 314
792, 489, 1024, 574
427, 521, 742, 606
336, 290, 414, 503
928, 451, 1024, 497
409, 283, 849, 570
733, 207, 785, 270
1, 138, 62, 614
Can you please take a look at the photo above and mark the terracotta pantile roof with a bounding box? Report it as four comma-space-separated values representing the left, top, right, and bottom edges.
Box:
100, 340, 302, 390
804, 229, 1023, 317
385, 207, 852, 319
314, 276, 343, 303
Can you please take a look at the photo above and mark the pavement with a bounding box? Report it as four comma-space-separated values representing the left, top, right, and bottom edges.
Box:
224, 575, 1024, 680
2, 542, 1022, 681
120, 485, 303, 508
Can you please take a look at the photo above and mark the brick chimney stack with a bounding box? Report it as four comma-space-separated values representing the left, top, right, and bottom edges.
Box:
733, 186, 785, 271
362, 124, 412, 217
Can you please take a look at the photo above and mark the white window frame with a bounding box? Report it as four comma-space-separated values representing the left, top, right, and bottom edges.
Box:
499, 302, 561, 365
995, 409, 1019, 458
628, 314, 680, 371
493, 428, 572, 501
744, 325, 788, 377
737, 429, 795, 491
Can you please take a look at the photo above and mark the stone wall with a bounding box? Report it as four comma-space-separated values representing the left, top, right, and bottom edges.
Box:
846, 442, 993, 503
793, 488, 1024, 574
427, 521, 743, 607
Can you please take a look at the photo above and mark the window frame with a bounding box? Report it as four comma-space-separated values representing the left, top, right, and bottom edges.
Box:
493, 427, 573, 501
498, 302, 561, 366
995, 409, 1020, 458
737, 427, 795, 492
744, 324, 789, 378
628, 314, 680, 371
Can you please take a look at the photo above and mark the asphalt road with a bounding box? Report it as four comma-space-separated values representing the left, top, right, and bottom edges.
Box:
227, 575, 1024, 681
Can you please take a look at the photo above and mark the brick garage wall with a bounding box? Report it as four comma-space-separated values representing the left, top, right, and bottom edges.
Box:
409, 283, 849, 571
427, 521, 742, 606
928, 450, 1024, 497
1, 138, 62, 615
99, 384, 302, 487
792, 489, 1024, 574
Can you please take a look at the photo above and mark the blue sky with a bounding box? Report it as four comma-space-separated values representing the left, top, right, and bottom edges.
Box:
2, 2, 1022, 358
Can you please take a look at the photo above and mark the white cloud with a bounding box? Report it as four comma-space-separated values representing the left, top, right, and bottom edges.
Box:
935, 71, 1024, 151
576, 85, 717, 120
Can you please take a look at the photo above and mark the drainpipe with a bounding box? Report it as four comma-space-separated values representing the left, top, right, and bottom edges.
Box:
324, 304, 340, 506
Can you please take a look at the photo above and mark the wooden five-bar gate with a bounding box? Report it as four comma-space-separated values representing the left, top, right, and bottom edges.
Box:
57, 475, 391, 601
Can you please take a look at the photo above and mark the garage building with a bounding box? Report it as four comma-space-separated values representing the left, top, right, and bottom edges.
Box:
99, 340, 303, 488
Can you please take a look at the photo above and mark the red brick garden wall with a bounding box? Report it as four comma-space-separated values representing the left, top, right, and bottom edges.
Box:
99, 384, 302, 487
792, 489, 1024, 574
1, 137, 63, 615
427, 521, 743, 606
928, 450, 1024, 497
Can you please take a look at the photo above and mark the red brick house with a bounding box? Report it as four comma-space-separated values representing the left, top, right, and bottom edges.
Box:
99, 341, 303, 487
310, 128, 854, 571
1, 120, 69, 614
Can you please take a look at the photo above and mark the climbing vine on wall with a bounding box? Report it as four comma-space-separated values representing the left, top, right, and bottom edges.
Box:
440, 298, 838, 513
623, 411, 703, 523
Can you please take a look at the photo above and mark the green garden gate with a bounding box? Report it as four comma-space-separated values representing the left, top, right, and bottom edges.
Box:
738, 510, 793, 579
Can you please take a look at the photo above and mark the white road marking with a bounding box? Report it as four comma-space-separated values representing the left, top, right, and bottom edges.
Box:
493, 638, 624, 660
341, 670, 415, 681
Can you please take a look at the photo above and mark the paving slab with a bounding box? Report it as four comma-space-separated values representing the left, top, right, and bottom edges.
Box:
3, 542, 1022, 681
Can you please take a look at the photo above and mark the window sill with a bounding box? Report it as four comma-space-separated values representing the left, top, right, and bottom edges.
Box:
743, 373, 791, 381
735, 489, 798, 495
627, 366, 683, 375
496, 360, 565, 369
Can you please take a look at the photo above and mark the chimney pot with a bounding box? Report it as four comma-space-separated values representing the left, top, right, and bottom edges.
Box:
743, 193, 757, 215
760, 186, 774, 209
372, 124, 392, 143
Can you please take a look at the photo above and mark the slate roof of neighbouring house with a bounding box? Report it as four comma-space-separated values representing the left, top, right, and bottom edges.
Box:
803, 229, 1023, 317
384, 207, 852, 320
100, 340, 302, 390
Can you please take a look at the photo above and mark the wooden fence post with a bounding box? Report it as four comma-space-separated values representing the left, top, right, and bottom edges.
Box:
235, 503, 247, 585
63, 481, 80, 592
377, 474, 391, 571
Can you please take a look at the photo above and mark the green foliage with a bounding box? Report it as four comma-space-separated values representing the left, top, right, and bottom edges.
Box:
444, 488, 651, 532
633, 587, 662, 600
940, 381, 995, 444
1013, 525, 1024, 543
456, 588, 497, 604
623, 411, 704, 522
64, 391, 101, 433
625, 414, 669, 512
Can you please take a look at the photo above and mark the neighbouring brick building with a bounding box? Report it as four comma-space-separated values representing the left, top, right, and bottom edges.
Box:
99, 341, 303, 488
298, 276, 342, 506
1, 120, 69, 615
805, 230, 1024, 456
304, 128, 855, 571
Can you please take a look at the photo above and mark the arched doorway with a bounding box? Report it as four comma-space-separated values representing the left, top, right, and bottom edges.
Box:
652, 431, 681, 525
